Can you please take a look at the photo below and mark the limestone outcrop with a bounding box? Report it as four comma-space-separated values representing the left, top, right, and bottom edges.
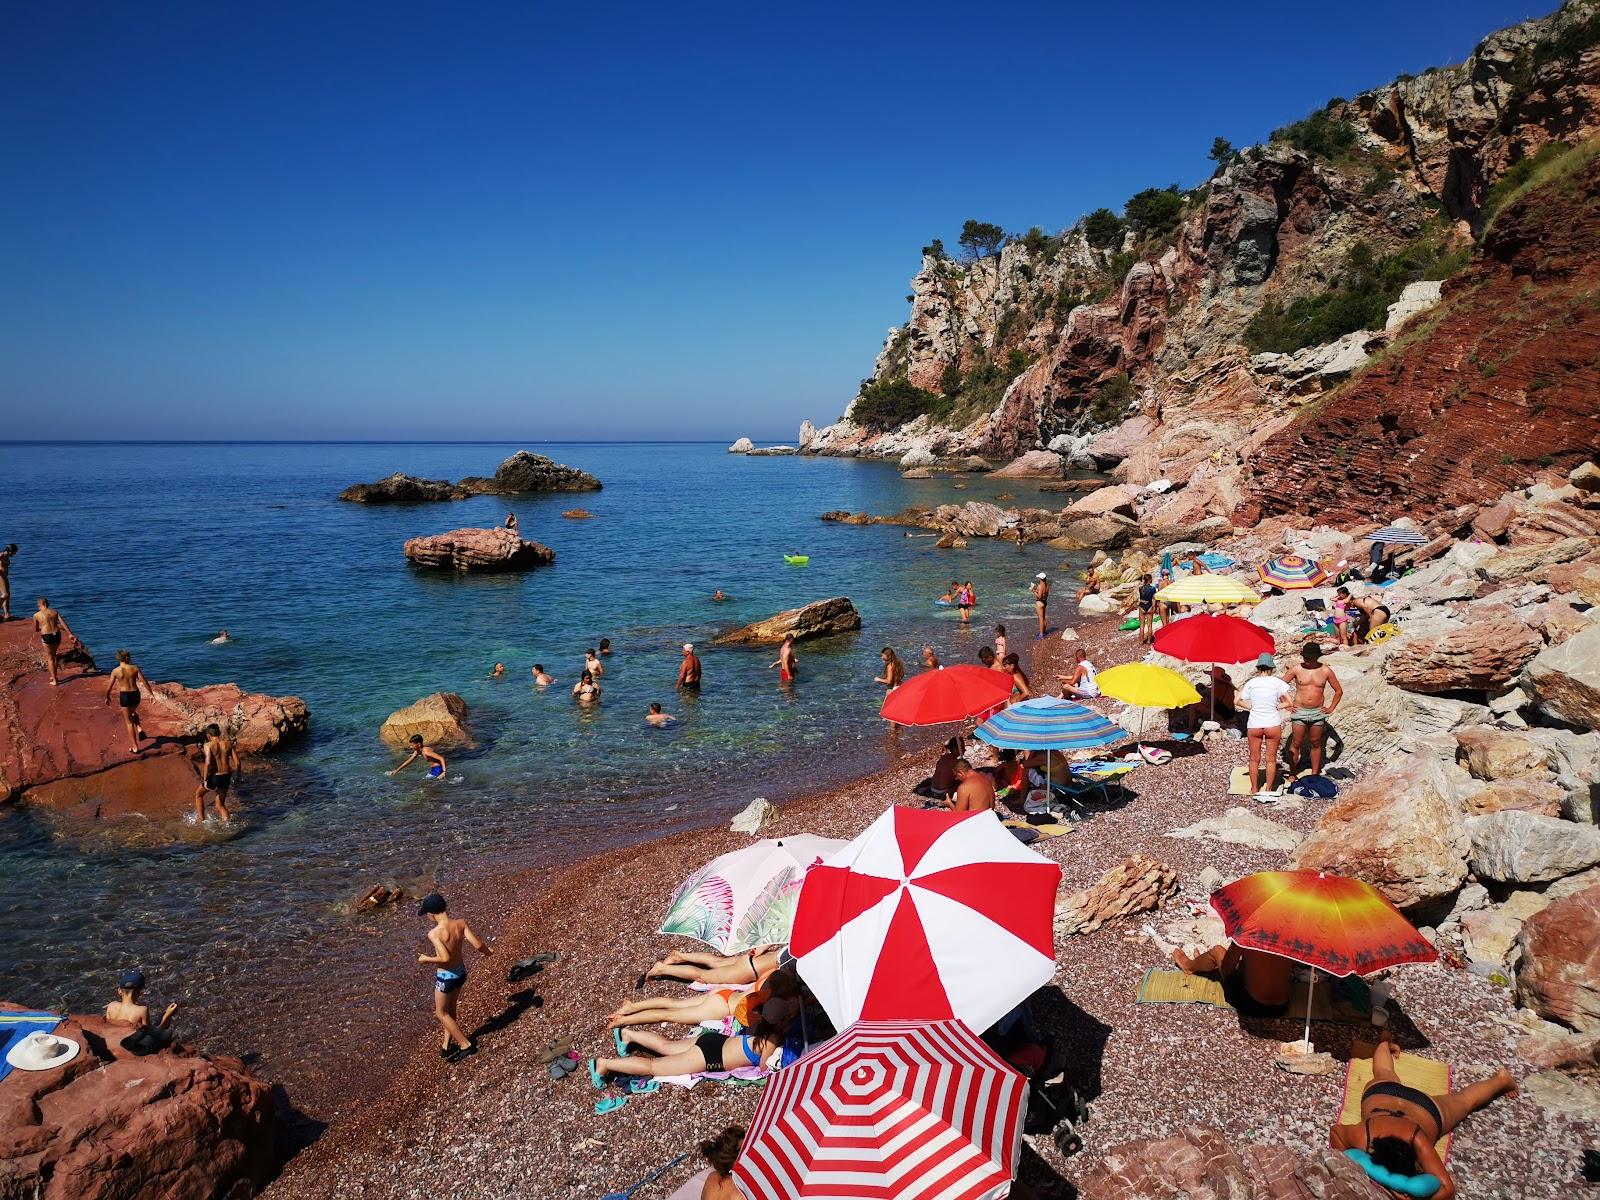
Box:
402, 527, 556, 572
1055, 855, 1177, 935
728, 437, 754, 453
1383, 613, 1543, 693
0, 1003, 275, 1200
988, 450, 1063, 479
341, 451, 600, 501
714, 597, 863, 646
1526, 622, 1600, 730
1467, 811, 1600, 883
380, 692, 470, 749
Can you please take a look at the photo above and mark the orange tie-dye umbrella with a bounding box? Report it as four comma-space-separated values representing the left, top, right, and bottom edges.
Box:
1210, 870, 1437, 1048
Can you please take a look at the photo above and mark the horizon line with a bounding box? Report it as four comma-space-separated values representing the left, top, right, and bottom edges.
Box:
0, 438, 799, 447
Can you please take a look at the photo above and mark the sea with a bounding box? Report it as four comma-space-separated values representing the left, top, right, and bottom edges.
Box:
0, 441, 1088, 1111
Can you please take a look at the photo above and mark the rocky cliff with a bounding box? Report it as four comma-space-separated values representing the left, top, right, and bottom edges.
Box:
802, 0, 1600, 523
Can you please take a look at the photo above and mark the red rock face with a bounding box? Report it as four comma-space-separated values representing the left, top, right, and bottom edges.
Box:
0, 1004, 274, 1199
1241, 153, 1600, 526
1516, 882, 1600, 1032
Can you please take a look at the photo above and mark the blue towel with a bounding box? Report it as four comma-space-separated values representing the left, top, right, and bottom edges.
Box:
1199, 552, 1235, 569
0, 1012, 64, 1082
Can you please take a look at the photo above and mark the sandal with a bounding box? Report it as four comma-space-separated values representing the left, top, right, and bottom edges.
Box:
594, 1095, 627, 1114
613, 1028, 628, 1056
587, 1058, 607, 1090
623, 1077, 659, 1095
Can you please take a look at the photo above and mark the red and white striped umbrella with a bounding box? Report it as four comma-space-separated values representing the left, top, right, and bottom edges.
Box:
789, 807, 1061, 1034
734, 1019, 1027, 1200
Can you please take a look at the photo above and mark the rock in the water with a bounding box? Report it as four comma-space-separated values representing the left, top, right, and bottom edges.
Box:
1526, 623, 1600, 730
1062, 485, 1138, 520
988, 450, 1063, 479
1515, 882, 1600, 1031
728, 437, 755, 454
929, 501, 1014, 538
338, 472, 460, 503
1455, 726, 1554, 780
457, 450, 601, 494
0, 1003, 274, 1199
1383, 614, 1543, 694
746, 445, 798, 456
729, 797, 777, 834
713, 597, 862, 646
1468, 811, 1600, 883
1290, 756, 1469, 912
1074, 1126, 1373, 1200
1055, 855, 1177, 935
380, 692, 470, 749
1167, 807, 1302, 852
402, 527, 556, 572
561, 508, 595, 519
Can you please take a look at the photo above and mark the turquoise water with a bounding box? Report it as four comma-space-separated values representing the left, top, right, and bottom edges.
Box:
0, 442, 1083, 1104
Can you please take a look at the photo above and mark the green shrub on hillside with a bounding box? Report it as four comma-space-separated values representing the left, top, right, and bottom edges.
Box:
1083, 208, 1126, 250
1272, 107, 1358, 160
1124, 187, 1185, 237
939, 361, 963, 398
853, 377, 940, 430
1479, 141, 1573, 223
1108, 250, 1138, 284
1089, 373, 1134, 424
1534, 9, 1600, 67
1021, 226, 1062, 262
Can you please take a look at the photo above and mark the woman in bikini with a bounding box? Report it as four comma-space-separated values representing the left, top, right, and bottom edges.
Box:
874, 647, 905, 692
640, 945, 784, 987
1329, 1033, 1518, 1200
590, 1010, 794, 1085
572, 670, 601, 705
1002, 652, 1031, 700
607, 969, 799, 1032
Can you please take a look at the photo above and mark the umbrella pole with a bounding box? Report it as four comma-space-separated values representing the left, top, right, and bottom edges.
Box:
1303, 969, 1315, 1050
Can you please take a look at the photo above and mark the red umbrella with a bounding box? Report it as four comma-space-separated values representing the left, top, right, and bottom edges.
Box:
734, 1019, 1027, 1200
879, 665, 1013, 727
1152, 613, 1274, 664
790, 807, 1061, 1033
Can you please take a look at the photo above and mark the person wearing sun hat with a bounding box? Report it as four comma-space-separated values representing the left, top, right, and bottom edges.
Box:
106, 968, 179, 1055
1030, 571, 1050, 639
1238, 652, 1292, 801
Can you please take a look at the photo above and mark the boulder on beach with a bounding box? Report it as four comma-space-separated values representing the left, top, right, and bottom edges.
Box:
1061, 485, 1138, 520
0, 1003, 275, 1200
338, 472, 460, 503
988, 450, 1063, 479
1455, 726, 1555, 781
1515, 882, 1600, 1032
1468, 811, 1600, 883
1384, 612, 1544, 694
1049, 513, 1138, 551
380, 692, 470, 749
727, 437, 754, 454
713, 597, 862, 646
402, 527, 556, 572
1526, 623, 1600, 730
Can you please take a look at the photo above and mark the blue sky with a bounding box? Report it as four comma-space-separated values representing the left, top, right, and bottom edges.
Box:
0, 0, 1547, 441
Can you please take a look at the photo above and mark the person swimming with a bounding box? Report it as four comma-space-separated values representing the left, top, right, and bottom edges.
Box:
488, 662, 505, 678
598, 637, 612, 656
210, 630, 230, 645
646, 702, 676, 727
389, 734, 446, 779
710, 589, 728, 602
573, 670, 601, 704
532, 664, 553, 686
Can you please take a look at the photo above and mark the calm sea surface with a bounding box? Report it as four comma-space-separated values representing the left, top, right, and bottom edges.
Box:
0, 441, 1085, 1109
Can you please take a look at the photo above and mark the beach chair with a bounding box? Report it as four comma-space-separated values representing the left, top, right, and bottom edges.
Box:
1050, 761, 1137, 808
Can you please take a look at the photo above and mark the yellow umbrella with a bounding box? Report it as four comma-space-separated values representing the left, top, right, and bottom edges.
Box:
1156, 573, 1262, 605
1096, 663, 1201, 745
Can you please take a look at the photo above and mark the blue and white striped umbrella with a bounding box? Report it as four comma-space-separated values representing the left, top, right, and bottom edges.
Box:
974, 697, 1127, 752
1369, 526, 1427, 546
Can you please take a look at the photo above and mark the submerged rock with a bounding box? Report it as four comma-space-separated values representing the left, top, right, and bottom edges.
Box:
402, 527, 555, 572
714, 597, 862, 646
380, 692, 470, 749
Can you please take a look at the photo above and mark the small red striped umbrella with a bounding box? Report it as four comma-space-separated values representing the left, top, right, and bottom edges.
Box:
879, 665, 1013, 727
734, 1019, 1027, 1200
1259, 554, 1329, 590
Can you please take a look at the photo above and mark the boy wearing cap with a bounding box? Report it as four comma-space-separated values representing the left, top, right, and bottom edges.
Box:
1285, 642, 1342, 778
677, 643, 701, 688
417, 893, 492, 1062
1030, 572, 1049, 639
106, 969, 178, 1035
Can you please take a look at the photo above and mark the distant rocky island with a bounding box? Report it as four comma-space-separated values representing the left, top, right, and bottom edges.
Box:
340, 450, 600, 502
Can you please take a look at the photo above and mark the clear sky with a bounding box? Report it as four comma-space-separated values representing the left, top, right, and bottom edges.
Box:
0, 0, 1549, 442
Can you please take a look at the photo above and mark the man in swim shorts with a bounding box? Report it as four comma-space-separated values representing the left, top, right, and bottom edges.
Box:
195, 723, 239, 823
677, 643, 702, 688
389, 734, 447, 778
1030, 572, 1049, 639
417, 892, 492, 1061
0, 544, 16, 621
33, 597, 74, 686
1285, 642, 1341, 777
770, 634, 797, 683
104, 648, 150, 751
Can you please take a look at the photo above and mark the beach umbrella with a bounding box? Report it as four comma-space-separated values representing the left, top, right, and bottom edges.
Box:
790, 807, 1060, 1033
880, 665, 1012, 727
1152, 613, 1273, 665
1095, 662, 1200, 744
1368, 525, 1427, 546
1210, 869, 1437, 1048
734, 1018, 1027, 1200
974, 697, 1126, 800
660, 835, 846, 953
1154, 573, 1262, 606
1259, 554, 1329, 590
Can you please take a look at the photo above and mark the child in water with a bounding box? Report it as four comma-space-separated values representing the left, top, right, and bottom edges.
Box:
390, 734, 447, 779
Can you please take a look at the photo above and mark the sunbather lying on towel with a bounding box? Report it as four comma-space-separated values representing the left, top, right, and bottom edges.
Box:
1172, 944, 1292, 1017
591, 1011, 795, 1084
1329, 1032, 1518, 1200
609, 969, 799, 1031
641, 945, 785, 987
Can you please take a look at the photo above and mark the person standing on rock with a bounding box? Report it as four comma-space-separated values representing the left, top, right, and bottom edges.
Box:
503, 512, 518, 531
1030, 572, 1049, 639
33, 597, 74, 685
677, 643, 702, 689
0, 543, 16, 620
1285, 642, 1341, 778
416, 892, 492, 1062
770, 634, 797, 684
104, 648, 151, 751
194, 723, 239, 823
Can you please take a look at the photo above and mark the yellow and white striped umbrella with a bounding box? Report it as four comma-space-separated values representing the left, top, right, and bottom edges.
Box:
1155, 573, 1262, 605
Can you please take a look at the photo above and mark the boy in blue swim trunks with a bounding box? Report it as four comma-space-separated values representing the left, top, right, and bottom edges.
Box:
389, 734, 446, 779
417, 892, 492, 1061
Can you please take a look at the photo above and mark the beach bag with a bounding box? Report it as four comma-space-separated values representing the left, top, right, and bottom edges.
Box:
1288, 774, 1338, 799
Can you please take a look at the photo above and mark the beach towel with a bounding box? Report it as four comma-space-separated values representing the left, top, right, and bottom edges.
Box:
1228, 766, 1285, 797
0, 1012, 63, 1083
1340, 1042, 1452, 1157
656, 1062, 770, 1090
1136, 969, 1373, 1023
1003, 818, 1072, 839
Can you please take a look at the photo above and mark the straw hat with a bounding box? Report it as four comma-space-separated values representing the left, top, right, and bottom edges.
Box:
5, 1030, 81, 1072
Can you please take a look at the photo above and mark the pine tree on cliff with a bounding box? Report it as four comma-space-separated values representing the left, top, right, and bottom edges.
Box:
958, 220, 1005, 261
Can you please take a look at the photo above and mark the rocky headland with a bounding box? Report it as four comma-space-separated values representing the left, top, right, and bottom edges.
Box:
340, 451, 600, 502
0, 620, 307, 820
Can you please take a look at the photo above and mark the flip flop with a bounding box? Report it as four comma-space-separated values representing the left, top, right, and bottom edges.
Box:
613, 1028, 628, 1056
624, 1077, 660, 1095
444, 1042, 478, 1063
594, 1095, 627, 1114
588, 1058, 607, 1090
507, 959, 545, 983
538, 1037, 576, 1064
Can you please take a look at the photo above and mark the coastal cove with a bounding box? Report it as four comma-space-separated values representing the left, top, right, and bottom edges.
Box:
0, 440, 1084, 1116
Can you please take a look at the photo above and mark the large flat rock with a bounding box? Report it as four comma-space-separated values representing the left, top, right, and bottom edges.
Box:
713, 597, 862, 646
402, 527, 555, 571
